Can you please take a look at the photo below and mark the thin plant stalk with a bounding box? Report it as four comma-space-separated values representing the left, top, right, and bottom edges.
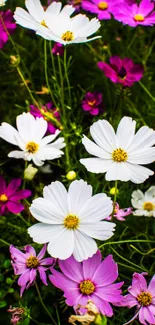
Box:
35, 282, 57, 325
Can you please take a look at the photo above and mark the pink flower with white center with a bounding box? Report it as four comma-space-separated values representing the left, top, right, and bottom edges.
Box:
49, 251, 123, 317
106, 202, 133, 221
122, 273, 155, 325
10, 244, 55, 296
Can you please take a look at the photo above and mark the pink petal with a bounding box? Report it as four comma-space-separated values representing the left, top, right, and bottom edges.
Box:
38, 266, 48, 286
49, 269, 78, 291
59, 256, 83, 283
37, 244, 47, 260
82, 250, 102, 279
148, 275, 155, 295
92, 255, 118, 285
28, 269, 37, 286
40, 257, 55, 267
0, 176, 6, 194
10, 245, 26, 263
6, 179, 21, 197
6, 201, 25, 214
92, 294, 114, 316
24, 245, 36, 257
10, 189, 31, 201
18, 269, 30, 287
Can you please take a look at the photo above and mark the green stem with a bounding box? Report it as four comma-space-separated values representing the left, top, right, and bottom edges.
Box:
139, 81, 155, 103
0, 238, 10, 246
111, 246, 148, 272
99, 239, 155, 249
35, 282, 57, 325
18, 213, 30, 227
44, 40, 57, 107
64, 47, 72, 109
111, 180, 118, 219
29, 316, 41, 325
16, 66, 38, 107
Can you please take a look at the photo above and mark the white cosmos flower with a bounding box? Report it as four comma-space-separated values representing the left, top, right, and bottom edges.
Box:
0, 112, 65, 167
80, 117, 155, 184
131, 186, 155, 217
28, 180, 115, 262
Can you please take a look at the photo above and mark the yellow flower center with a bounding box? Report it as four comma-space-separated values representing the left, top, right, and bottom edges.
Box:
26, 256, 39, 269
88, 100, 96, 107
0, 193, 8, 203
40, 20, 48, 28
98, 1, 108, 10
112, 148, 128, 162
61, 31, 74, 42
80, 280, 95, 295
143, 202, 154, 211
64, 214, 79, 229
134, 14, 145, 22
26, 142, 39, 154
137, 292, 152, 306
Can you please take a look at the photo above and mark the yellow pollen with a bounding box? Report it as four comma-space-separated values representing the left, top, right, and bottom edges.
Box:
61, 31, 74, 42
26, 256, 39, 269
137, 292, 152, 306
143, 202, 154, 211
80, 280, 95, 295
64, 215, 79, 229
98, 1, 108, 10
112, 148, 128, 162
40, 20, 48, 28
0, 193, 8, 203
88, 100, 96, 107
134, 14, 144, 22
26, 142, 39, 154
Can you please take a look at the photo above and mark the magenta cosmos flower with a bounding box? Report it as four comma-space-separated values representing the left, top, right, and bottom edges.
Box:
0, 10, 16, 49
82, 92, 103, 115
122, 272, 155, 325
10, 244, 55, 296
0, 176, 31, 215
82, 0, 123, 20
29, 102, 60, 134
106, 203, 133, 221
97, 56, 144, 87
52, 42, 64, 56
49, 251, 123, 316
113, 0, 155, 27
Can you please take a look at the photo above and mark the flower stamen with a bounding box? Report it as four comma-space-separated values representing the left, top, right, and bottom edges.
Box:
61, 31, 74, 42
134, 14, 144, 22
26, 142, 39, 154
88, 100, 96, 107
137, 292, 152, 306
98, 1, 108, 10
40, 20, 48, 28
26, 256, 39, 268
112, 148, 128, 162
0, 193, 8, 202
80, 280, 95, 295
64, 215, 79, 229
143, 202, 154, 211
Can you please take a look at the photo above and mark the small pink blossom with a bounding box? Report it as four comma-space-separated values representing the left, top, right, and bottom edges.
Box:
8, 306, 24, 325
52, 42, 64, 56
49, 251, 123, 317
10, 244, 55, 296
82, 92, 103, 115
82, 0, 123, 20
97, 56, 144, 87
0, 10, 16, 49
106, 203, 133, 221
30, 102, 60, 134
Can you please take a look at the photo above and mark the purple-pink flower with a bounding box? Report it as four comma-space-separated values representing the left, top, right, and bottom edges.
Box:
29, 102, 60, 134
0, 176, 31, 215
113, 0, 155, 27
82, 92, 103, 115
49, 251, 123, 316
82, 0, 123, 20
97, 56, 144, 87
8, 306, 24, 325
52, 42, 64, 56
122, 272, 155, 325
0, 10, 16, 49
10, 244, 56, 296
106, 203, 133, 221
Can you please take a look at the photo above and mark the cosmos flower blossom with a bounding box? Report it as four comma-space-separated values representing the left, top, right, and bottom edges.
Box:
29, 102, 60, 134
122, 272, 155, 325
113, 0, 155, 27
82, 92, 103, 115
28, 179, 115, 262
0, 10, 16, 48
131, 186, 155, 217
106, 202, 133, 221
49, 251, 123, 316
51, 42, 64, 56
82, 0, 123, 20
97, 56, 144, 87
0, 112, 65, 166
10, 244, 55, 296
80, 116, 155, 184
0, 176, 31, 215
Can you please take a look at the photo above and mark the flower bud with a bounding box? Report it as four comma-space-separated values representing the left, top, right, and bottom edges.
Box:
66, 171, 76, 181
109, 187, 119, 196
24, 164, 38, 180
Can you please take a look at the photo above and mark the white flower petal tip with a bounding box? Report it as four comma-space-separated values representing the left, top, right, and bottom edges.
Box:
0, 112, 65, 166
28, 179, 116, 261
80, 116, 155, 184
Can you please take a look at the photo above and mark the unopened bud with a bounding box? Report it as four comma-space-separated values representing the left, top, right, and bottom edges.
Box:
10, 55, 20, 67
66, 171, 76, 181
109, 187, 119, 196
95, 315, 107, 325
24, 164, 38, 180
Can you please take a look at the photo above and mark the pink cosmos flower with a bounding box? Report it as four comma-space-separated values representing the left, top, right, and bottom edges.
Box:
29, 102, 60, 134
122, 272, 155, 325
113, 0, 155, 27
49, 251, 123, 316
82, 0, 123, 20
10, 244, 56, 296
52, 42, 64, 56
0, 176, 31, 215
106, 203, 133, 221
82, 92, 103, 115
97, 56, 144, 87
0, 10, 16, 49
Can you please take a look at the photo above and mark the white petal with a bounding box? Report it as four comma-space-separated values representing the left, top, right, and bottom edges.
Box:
0, 122, 19, 145
79, 221, 115, 240
61, 4, 75, 16
47, 137, 66, 149
131, 198, 143, 209
40, 130, 61, 145
25, 0, 44, 22
28, 223, 64, 243
82, 135, 111, 159
43, 181, 69, 216
80, 158, 113, 173
75, 17, 100, 37
46, 2, 62, 14
133, 210, 146, 216
116, 116, 136, 149
14, 8, 40, 30
128, 126, 155, 152
32, 155, 44, 166
146, 186, 155, 198
30, 198, 65, 223
90, 119, 117, 152
8, 150, 25, 159
127, 163, 154, 184
16, 113, 47, 142
73, 230, 97, 262
67, 180, 92, 215
128, 148, 155, 164
105, 162, 131, 182
37, 147, 64, 160
131, 190, 144, 201
78, 193, 113, 222
47, 228, 74, 259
